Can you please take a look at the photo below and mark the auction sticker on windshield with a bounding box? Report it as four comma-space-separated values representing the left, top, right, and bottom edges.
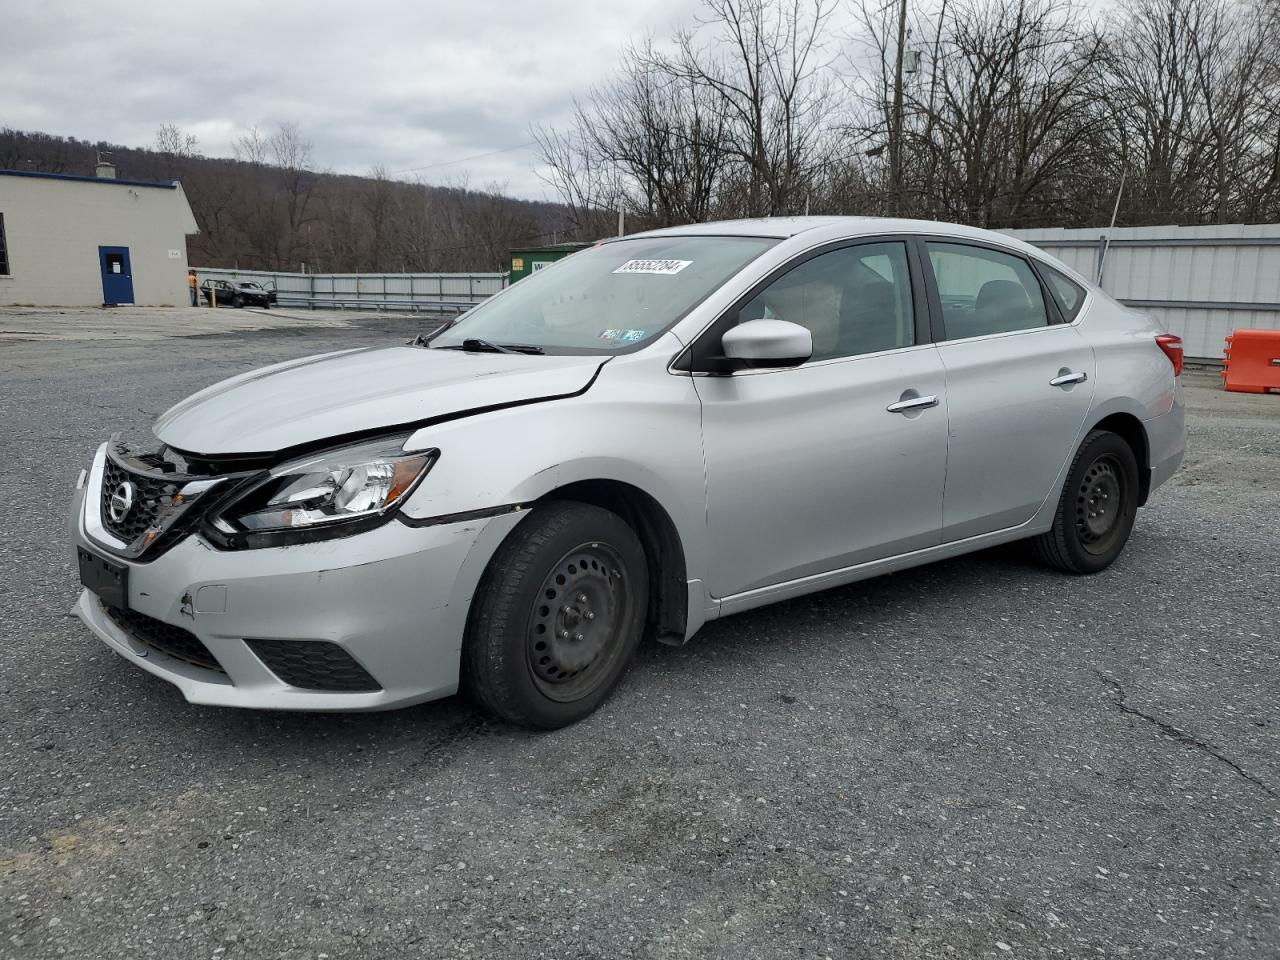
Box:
613, 259, 692, 275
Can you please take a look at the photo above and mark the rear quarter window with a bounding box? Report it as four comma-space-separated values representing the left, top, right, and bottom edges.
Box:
1041, 265, 1087, 321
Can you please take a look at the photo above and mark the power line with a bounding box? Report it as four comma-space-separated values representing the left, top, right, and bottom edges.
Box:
390, 141, 537, 176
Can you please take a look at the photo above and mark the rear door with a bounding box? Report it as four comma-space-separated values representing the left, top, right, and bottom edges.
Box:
921, 239, 1096, 541
692, 238, 949, 599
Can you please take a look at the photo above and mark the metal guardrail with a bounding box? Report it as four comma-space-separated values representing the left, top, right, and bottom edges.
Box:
193, 267, 508, 313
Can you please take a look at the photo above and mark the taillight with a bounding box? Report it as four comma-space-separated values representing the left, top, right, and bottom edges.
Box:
1156, 334, 1184, 376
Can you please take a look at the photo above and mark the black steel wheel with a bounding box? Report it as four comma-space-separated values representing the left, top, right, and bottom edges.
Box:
526, 542, 634, 703
463, 501, 648, 729
1075, 455, 1125, 555
232, 293, 245, 308
1032, 429, 1140, 574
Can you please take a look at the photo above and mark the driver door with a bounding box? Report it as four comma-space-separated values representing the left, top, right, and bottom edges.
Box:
691, 239, 949, 600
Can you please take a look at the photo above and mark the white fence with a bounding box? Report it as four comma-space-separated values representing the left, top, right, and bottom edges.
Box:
192, 267, 508, 313
1006, 224, 1280, 360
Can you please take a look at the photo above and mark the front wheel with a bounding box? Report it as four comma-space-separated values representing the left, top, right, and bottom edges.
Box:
232, 294, 245, 308
1032, 429, 1140, 574
463, 501, 648, 729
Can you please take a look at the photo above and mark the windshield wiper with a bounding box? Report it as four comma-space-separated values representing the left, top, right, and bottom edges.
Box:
463, 338, 516, 354
436, 338, 544, 355
408, 318, 457, 347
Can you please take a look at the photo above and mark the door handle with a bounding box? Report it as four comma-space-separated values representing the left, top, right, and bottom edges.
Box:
886, 394, 939, 414
1049, 371, 1088, 386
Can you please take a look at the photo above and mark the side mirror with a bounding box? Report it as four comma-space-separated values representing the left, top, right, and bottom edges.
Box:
720, 318, 812, 369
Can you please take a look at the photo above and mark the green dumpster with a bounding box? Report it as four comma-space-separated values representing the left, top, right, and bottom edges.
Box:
508, 242, 591, 283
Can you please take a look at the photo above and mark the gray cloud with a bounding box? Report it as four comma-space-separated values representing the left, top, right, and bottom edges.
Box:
2, 0, 700, 199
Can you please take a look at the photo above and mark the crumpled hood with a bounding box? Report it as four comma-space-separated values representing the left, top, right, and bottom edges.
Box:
153, 345, 606, 456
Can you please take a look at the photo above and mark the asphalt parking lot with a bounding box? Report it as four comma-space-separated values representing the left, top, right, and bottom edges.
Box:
2, 311, 1278, 959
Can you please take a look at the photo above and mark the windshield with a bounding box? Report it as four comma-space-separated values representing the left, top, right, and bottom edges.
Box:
240, 282, 262, 290
431, 235, 776, 355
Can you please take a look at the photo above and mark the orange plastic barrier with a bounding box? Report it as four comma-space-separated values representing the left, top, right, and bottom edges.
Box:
1221, 329, 1280, 394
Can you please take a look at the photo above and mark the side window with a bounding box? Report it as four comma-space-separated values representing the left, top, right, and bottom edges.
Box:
736, 242, 915, 361
1041, 264, 1086, 321
927, 242, 1049, 339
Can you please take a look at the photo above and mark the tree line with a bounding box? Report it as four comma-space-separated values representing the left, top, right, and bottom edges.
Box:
1, 126, 570, 273
535, 0, 1280, 235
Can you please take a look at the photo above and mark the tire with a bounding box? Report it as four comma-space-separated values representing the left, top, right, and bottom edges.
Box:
1032, 429, 1140, 574
462, 501, 648, 729
232, 294, 245, 308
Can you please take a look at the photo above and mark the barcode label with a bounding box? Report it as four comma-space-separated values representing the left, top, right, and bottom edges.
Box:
613, 259, 692, 275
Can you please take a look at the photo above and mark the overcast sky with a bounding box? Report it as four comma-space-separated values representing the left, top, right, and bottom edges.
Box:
2, 0, 708, 200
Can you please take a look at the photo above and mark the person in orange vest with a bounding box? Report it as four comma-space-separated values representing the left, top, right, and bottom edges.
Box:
188, 269, 199, 306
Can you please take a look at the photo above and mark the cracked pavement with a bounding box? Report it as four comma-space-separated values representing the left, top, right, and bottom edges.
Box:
1, 316, 1278, 959
1095, 671, 1276, 800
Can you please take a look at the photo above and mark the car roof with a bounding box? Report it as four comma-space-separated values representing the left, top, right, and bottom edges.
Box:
625, 215, 1052, 261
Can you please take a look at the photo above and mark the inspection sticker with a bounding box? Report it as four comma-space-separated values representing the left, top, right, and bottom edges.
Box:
613, 259, 692, 275
599, 328, 648, 342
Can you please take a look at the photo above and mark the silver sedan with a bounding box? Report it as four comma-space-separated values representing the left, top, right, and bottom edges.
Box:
70, 217, 1185, 728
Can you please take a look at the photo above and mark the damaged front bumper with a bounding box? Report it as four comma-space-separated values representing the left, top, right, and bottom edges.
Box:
70, 447, 522, 711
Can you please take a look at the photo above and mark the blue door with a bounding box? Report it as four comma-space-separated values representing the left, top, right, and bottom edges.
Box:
99, 246, 135, 305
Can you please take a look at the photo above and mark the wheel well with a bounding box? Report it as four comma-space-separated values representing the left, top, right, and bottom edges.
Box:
1091, 412, 1151, 504
538, 480, 688, 645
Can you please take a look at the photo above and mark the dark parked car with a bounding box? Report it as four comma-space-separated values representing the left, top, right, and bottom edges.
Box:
200, 279, 277, 308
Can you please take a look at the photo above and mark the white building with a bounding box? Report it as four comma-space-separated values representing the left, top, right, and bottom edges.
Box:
0, 166, 199, 307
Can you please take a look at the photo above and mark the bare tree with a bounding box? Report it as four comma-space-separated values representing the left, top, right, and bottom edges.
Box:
229, 123, 321, 269
155, 124, 198, 157
532, 122, 621, 237
844, 0, 1114, 226
232, 125, 270, 165
1183, 0, 1272, 222
1104, 0, 1278, 224
659, 0, 840, 216
536, 0, 840, 225
361, 164, 395, 270
548, 42, 736, 228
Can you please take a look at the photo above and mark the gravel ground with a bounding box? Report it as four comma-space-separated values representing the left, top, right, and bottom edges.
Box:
1, 317, 1277, 960
0, 305, 391, 341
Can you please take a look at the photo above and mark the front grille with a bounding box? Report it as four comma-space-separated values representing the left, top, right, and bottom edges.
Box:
100, 457, 182, 546
246, 639, 381, 692
104, 605, 225, 674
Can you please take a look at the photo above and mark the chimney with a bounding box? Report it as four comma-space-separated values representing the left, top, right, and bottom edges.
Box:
95, 151, 116, 179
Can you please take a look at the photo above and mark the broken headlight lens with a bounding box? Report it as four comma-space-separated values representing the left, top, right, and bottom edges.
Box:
211, 438, 437, 541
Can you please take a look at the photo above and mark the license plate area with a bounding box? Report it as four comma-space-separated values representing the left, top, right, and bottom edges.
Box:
78, 547, 129, 610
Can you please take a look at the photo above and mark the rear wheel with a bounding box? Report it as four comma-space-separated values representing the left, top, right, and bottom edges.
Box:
232, 294, 245, 308
463, 501, 648, 729
1032, 429, 1139, 574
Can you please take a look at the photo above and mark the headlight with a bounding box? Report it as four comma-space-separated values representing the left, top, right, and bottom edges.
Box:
208, 437, 437, 548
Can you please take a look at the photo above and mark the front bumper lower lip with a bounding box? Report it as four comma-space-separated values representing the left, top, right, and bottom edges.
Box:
71, 468, 524, 711
76, 590, 399, 709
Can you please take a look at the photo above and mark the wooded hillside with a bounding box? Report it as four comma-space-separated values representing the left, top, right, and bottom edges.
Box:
1, 127, 572, 273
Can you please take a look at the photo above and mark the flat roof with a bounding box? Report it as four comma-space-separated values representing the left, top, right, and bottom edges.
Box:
0, 168, 179, 190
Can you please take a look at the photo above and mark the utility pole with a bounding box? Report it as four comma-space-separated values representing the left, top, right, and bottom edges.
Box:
889, 0, 909, 216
